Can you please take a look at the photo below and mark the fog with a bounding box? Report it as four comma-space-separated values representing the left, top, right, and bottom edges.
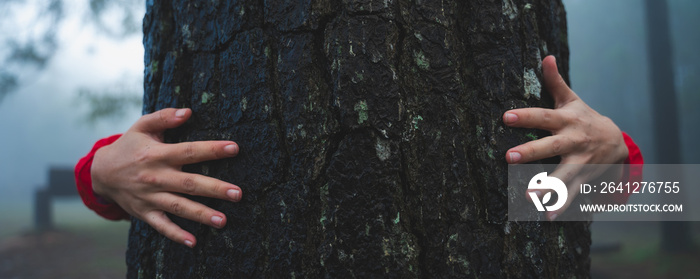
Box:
567, 0, 700, 165
0, 0, 143, 235
0, 0, 698, 269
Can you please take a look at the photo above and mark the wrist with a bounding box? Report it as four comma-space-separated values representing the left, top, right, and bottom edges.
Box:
90, 147, 115, 204
612, 135, 630, 181
617, 137, 630, 164
76, 134, 130, 220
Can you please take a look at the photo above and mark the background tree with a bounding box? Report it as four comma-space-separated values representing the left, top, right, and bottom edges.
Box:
127, 0, 590, 277
645, 0, 693, 253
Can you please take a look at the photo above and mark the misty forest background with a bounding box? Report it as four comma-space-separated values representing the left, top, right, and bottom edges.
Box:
0, 0, 699, 277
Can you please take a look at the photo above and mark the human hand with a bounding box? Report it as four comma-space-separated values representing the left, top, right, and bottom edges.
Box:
91, 108, 242, 248
503, 55, 629, 220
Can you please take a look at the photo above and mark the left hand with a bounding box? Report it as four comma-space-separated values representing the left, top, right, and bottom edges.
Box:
91, 108, 243, 247
503, 55, 629, 220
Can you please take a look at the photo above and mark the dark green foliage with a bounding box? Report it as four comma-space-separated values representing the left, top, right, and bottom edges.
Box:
129, 0, 591, 277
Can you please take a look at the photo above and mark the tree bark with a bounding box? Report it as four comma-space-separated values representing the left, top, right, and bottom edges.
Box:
128, 0, 590, 277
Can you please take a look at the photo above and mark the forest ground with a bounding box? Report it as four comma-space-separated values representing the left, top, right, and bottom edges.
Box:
0, 202, 698, 278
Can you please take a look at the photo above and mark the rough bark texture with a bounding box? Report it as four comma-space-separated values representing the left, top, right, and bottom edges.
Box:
128, 0, 591, 278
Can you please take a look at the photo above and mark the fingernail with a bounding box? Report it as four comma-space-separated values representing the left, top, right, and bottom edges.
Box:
227, 189, 241, 201
224, 144, 239, 155
175, 109, 187, 118
533, 190, 541, 198
508, 152, 522, 163
211, 216, 223, 227
549, 213, 558, 221
504, 112, 518, 124
184, 240, 194, 248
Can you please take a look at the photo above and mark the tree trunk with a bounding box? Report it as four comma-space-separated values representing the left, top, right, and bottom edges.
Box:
128, 0, 590, 277
644, 0, 693, 253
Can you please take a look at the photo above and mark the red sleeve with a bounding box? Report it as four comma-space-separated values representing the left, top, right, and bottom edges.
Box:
75, 134, 130, 220
593, 132, 644, 204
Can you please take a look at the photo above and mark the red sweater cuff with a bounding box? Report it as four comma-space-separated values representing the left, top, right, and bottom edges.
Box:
75, 134, 130, 220
622, 131, 644, 176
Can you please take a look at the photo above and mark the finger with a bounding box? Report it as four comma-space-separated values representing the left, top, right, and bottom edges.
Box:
542, 56, 579, 106
503, 107, 566, 131
546, 161, 614, 220
549, 162, 584, 185
523, 163, 580, 203
132, 108, 192, 135
524, 163, 583, 220
547, 176, 586, 221
154, 193, 229, 229
164, 141, 240, 165
506, 135, 577, 164
156, 171, 243, 202
143, 210, 197, 248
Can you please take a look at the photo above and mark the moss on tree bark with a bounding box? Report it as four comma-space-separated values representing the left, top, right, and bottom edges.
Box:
128, 0, 590, 277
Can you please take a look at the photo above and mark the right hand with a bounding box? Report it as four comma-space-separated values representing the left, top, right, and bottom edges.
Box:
91, 108, 242, 248
503, 56, 629, 220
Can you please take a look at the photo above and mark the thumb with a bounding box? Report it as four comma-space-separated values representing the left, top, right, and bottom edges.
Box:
542, 55, 578, 106
131, 108, 191, 135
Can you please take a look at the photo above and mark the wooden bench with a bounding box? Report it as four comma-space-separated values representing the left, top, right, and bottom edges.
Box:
34, 167, 77, 231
